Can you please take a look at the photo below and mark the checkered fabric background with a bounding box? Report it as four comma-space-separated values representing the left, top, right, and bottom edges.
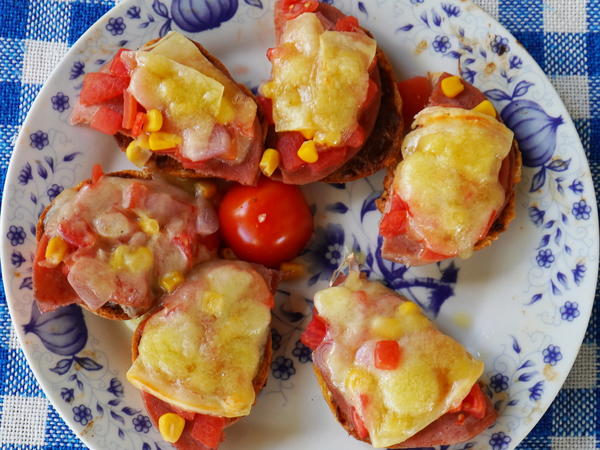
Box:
0, 0, 598, 448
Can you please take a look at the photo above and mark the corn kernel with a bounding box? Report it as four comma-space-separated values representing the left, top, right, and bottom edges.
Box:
109, 245, 128, 270
137, 213, 159, 235
280, 262, 306, 280
149, 132, 182, 151
143, 109, 163, 132
300, 129, 315, 139
215, 97, 235, 124
472, 99, 496, 117
195, 181, 217, 199
396, 301, 420, 316
45, 236, 68, 267
125, 141, 152, 168
124, 246, 154, 273
297, 140, 318, 163
160, 271, 184, 293
135, 133, 151, 149
158, 413, 185, 443
259, 148, 280, 177
345, 367, 376, 393
201, 290, 225, 316
441, 76, 464, 98
371, 316, 403, 339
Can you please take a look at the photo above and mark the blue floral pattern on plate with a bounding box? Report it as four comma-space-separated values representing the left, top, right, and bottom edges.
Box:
1, 1, 597, 450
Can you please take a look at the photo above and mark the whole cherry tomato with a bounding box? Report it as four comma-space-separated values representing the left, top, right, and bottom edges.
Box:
218, 177, 313, 267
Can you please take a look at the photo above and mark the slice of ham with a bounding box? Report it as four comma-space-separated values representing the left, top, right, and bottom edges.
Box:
381, 73, 517, 265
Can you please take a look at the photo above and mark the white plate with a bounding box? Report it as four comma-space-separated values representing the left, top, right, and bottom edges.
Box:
1, 0, 598, 449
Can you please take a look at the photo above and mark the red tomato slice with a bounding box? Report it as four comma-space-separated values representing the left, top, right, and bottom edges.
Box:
32, 234, 77, 307
58, 219, 96, 248
109, 48, 131, 78
91, 164, 104, 184
122, 90, 138, 129
90, 106, 123, 135
173, 231, 197, 266
276, 131, 306, 171
335, 15, 360, 32
122, 181, 149, 209
397, 76, 432, 127
374, 340, 402, 370
301, 313, 327, 350
131, 111, 146, 137
459, 384, 487, 419
190, 414, 226, 449
80, 72, 129, 106
379, 195, 410, 237
218, 177, 313, 268
281, 0, 319, 20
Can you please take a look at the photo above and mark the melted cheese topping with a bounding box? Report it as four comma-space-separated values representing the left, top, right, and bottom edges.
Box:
42, 176, 213, 313
314, 271, 483, 448
261, 13, 376, 146
127, 261, 271, 418
394, 106, 514, 257
129, 31, 257, 162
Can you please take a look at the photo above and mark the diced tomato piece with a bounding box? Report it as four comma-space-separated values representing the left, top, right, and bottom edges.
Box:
346, 125, 365, 148
277, 131, 306, 171
282, 0, 319, 20
397, 76, 432, 127
109, 48, 131, 77
301, 313, 327, 350
122, 90, 138, 129
309, 146, 347, 172
90, 106, 123, 135
91, 164, 103, 184
33, 235, 77, 307
58, 219, 96, 248
131, 111, 146, 137
459, 384, 487, 419
374, 340, 402, 370
256, 95, 274, 125
174, 231, 198, 264
379, 195, 410, 237
80, 72, 129, 106
190, 414, 226, 449
335, 15, 360, 32
351, 407, 369, 440
170, 405, 196, 422
123, 182, 149, 209
364, 78, 379, 108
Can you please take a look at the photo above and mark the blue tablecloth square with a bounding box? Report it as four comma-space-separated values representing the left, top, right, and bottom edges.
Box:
26, 1, 71, 42
511, 31, 545, 68
0, 0, 30, 40
68, 2, 112, 46
0, 81, 22, 125
544, 33, 588, 76
499, 0, 544, 33
588, 0, 600, 32
44, 405, 86, 449
0, 38, 24, 83
586, 32, 600, 76
550, 389, 597, 436
3, 349, 44, 398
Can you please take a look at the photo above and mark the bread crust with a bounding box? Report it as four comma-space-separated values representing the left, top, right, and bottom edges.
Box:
115, 39, 266, 185
35, 170, 153, 321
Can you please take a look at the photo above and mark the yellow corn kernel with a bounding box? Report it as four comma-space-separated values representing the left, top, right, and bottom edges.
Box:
472, 99, 497, 117
345, 367, 376, 393
125, 141, 152, 168
135, 133, 151, 149
45, 236, 68, 267
297, 140, 318, 163
280, 262, 306, 280
195, 181, 217, 199
158, 413, 185, 444
259, 148, 280, 177
160, 271, 184, 293
396, 301, 420, 316
109, 245, 128, 270
137, 213, 159, 235
215, 97, 235, 124
300, 129, 316, 139
124, 246, 154, 273
143, 109, 163, 132
371, 316, 403, 339
201, 290, 225, 316
149, 132, 182, 151
441, 76, 464, 98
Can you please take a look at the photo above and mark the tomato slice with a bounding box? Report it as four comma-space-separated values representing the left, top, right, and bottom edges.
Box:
122, 90, 138, 129
190, 414, 226, 449
58, 219, 96, 248
459, 384, 487, 419
276, 131, 306, 171
281, 0, 319, 20
397, 76, 432, 127
173, 231, 197, 266
91, 164, 104, 184
109, 48, 131, 77
122, 181, 149, 209
335, 15, 360, 32
379, 195, 410, 237
301, 313, 327, 350
90, 106, 123, 135
218, 177, 313, 267
374, 340, 402, 370
131, 111, 146, 137
80, 72, 129, 106
32, 234, 77, 307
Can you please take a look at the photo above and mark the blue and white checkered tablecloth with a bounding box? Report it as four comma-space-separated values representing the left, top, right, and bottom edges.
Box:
0, 0, 598, 449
